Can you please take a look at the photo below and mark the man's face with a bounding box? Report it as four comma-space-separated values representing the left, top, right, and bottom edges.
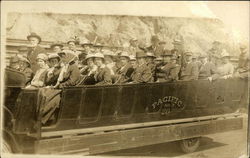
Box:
201, 57, 207, 64
137, 57, 145, 65
53, 46, 62, 53
130, 60, 137, 68
49, 58, 59, 67
120, 57, 128, 66
87, 58, 94, 67
163, 56, 171, 63
222, 57, 229, 64
186, 56, 192, 62
83, 45, 91, 51
104, 56, 113, 64
94, 58, 103, 67
146, 57, 154, 63
29, 37, 39, 47
68, 42, 76, 50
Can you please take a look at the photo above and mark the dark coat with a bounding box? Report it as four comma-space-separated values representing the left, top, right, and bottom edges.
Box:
94, 66, 112, 85
180, 62, 199, 81
114, 64, 134, 84
27, 45, 46, 73
20, 67, 33, 85
198, 62, 216, 79
131, 63, 152, 83
45, 65, 63, 86
156, 62, 180, 82
59, 62, 81, 88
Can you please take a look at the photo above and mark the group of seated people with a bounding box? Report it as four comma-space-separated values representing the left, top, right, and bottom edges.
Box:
8, 33, 249, 90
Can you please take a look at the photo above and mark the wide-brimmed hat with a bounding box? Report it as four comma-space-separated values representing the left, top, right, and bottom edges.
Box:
151, 35, 159, 42
129, 55, 136, 61
172, 38, 182, 45
85, 53, 95, 60
48, 53, 60, 61
199, 54, 208, 58
27, 32, 42, 43
36, 53, 48, 61
93, 52, 105, 59
136, 50, 147, 58
185, 52, 193, 56
129, 38, 138, 43
154, 57, 163, 61
146, 52, 156, 58
19, 56, 31, 66
119, 51, 130, 59
94, 43, 103, 48
159, 41, 166, 45
162, 49, 172, 56
103, 50, 115, 57
50, 42, 63, 49
221, 49, 230, 58
67, 38, 77, 45
81, 39, 93, 46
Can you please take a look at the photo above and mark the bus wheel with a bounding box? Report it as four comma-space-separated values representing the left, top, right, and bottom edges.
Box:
179, 137, 200, 153
2, 141, 12, 153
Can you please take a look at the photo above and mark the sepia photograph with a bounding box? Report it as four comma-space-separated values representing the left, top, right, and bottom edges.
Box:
0, 1, 249, 158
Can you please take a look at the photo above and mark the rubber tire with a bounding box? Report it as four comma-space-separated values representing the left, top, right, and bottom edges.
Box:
2, 141, 12, 153
179, 137, 200, 153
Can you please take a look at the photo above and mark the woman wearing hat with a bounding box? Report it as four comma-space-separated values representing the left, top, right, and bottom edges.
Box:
79, 54, 98, 85
93, 52, 112, 85
27, 32, 46, 73
131, 50, 152, 83
19, 56, 34, 85
45, 54, 63, 86
103, 50, 117, 75
26, 53, 49, 89
54, 51, 81, 88
114, 51, 134, 84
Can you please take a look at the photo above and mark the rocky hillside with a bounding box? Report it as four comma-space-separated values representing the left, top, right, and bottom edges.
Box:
6, 12, 242, 55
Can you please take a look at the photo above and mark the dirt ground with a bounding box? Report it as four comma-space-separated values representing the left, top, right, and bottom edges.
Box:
100, 114, 248, 158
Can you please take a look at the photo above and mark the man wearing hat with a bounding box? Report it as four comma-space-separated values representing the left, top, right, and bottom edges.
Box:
50, 42, 63, 54
103, 50, 117, 75
198, 54, 217, 80
208, 40, 222, 62
81, 39, 93, 54
67, 38, 81, 56
131, 50, 152, 83
146, 51, 157, 81
211, 50, 234, 80
156, 50, 180, 82
180, 51, 199, 81
26, 32, 46, 73
146, 35, 162, 57
127, 38, 142, 56
19, 56, 33, 85
8, 55, 21, 70
129, 55, 137, 69
114, 51, 134, 84
171, 38, 185, 67
238, 44, 248, 69
93, 52, 112, 85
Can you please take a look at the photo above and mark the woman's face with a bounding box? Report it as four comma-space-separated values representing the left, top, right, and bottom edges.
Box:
87, 58, 94, 67
94, 58, 103, 67
37, 59, 46, 68
120, 57, 128, 66
49, 58, 59, 67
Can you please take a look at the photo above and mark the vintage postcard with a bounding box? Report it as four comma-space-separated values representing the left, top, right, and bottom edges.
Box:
1, 1, 249, 158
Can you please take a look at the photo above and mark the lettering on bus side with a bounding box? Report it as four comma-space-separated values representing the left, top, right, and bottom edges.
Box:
147, 96, 185, 115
